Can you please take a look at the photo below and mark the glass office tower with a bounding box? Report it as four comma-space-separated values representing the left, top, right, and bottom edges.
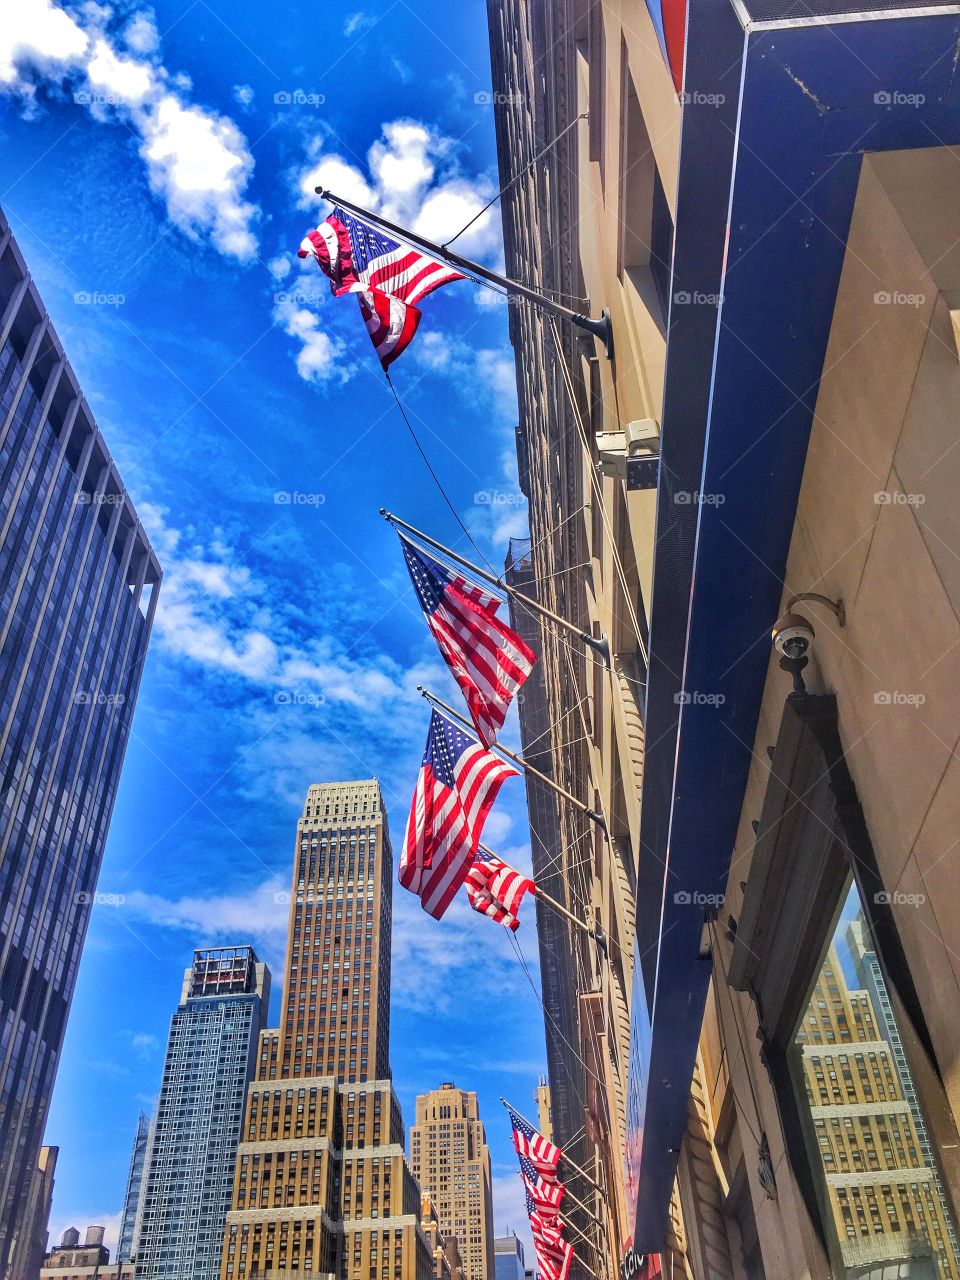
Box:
0, 209, 161, 1278
135, 948, 270, 1280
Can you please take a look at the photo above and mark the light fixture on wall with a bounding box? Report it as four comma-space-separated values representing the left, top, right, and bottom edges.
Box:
771, 591, 844, 694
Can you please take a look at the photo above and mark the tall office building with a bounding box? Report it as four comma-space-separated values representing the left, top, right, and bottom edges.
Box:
533, 1079, 552, 1143
493, 1236, 524, 1280
135, 948, 270, 1280
117, 1111, 151, 1263
221, 779, 433, 1280
0, 211, 161, 1278
798, 925, 960, 1278
409, 1084, 494, 1280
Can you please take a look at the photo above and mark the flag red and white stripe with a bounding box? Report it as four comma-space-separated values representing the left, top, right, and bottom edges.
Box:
466, 851, 536, 931
399, 710, 518, 920
523, 1172, 565, 1215
531, 1214, 573, 1280
508, 1107, 562, 1177
399, 532, 535, 746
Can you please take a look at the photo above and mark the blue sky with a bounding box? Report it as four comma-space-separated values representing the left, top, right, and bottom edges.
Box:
1, 0, 544, 1258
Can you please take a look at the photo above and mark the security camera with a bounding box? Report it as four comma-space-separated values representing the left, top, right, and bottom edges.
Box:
772, 611, 815, 660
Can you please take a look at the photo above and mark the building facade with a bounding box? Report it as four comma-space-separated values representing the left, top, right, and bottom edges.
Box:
533, 1081, 551, 1143
135, 948, 270, 1280
493, 1235, 525, 1280
220, 779, 434, 1280
409, 1084, 494, 1280
40, 1227, 134, 1280
118, 1111, 150, 1264
485, 1, 960, 1278
0, 209, 161, 1279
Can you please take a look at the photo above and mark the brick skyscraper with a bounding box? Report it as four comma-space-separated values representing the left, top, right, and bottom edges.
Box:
221, 779, 433, 1280
410, 1085, 494, 1280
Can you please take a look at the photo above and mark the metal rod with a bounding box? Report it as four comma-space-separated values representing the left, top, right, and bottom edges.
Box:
500, 1097, 606, 1194
479, 846, 596, 936
314, 187, 613, 359
382, 509, 610, 665
419, 688, 606, 831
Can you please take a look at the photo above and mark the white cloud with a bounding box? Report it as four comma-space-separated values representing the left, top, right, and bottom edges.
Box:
273, 296, 348, 385
232, 82, 254, 111
130, 1031, 158, 1059
119, 881, 291, 951
342, 11, 377, 37
267, 253, 292, 281
390, 55, 412, 84
0, 0, 259, 261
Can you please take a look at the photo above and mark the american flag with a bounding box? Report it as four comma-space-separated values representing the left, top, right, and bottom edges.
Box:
399, 532, 535, 747
399, 710, 518, 919
520, 1154, 565, 1215
507, 1105, 561, 1176
530, 1214, 573, 1280
298, 206, 464, 368
465, 851, 536, 932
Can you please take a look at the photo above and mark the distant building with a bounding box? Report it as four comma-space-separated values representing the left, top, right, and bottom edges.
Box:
11, 1145, 56, 1280
220, 780, 433, 1280
534, 1078, 552, 1142
117, 1111, 150, 1263
494, 1234, 525, 1280
40, 1226, 135, 1279
135, 947, 269, 1280
0, 208, 161, 1280
421, 1193, 453, 1280
410, 1084, 495, 1280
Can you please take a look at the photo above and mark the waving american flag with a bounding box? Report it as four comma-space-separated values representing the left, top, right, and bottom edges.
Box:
530, 1214, 573, 1280
520, 1154, 565, 1215
466, 851, 536, 932
399, 532, 535, 746
507, 1105, 561, 1177
399, 710, 518, 920
298, 206, 464, 368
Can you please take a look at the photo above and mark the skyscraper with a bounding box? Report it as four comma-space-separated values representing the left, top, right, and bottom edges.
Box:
135, 947, 270, 1280
409, 1084, 494, 1280
0, 210, 161, 1278
493, 1236, 525, 1280
117, 1111, 151, 1264
221, 779, 433, 1280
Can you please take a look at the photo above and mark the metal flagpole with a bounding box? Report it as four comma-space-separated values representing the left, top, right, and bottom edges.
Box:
478, 846, 598, 938
313, 187, 613, 359
500, 1098, 606, 1195
381, 509, 610, 666
417, 687, 606, 832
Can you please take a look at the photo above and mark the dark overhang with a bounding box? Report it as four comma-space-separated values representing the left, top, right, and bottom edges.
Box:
629, 0, 960, 1250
